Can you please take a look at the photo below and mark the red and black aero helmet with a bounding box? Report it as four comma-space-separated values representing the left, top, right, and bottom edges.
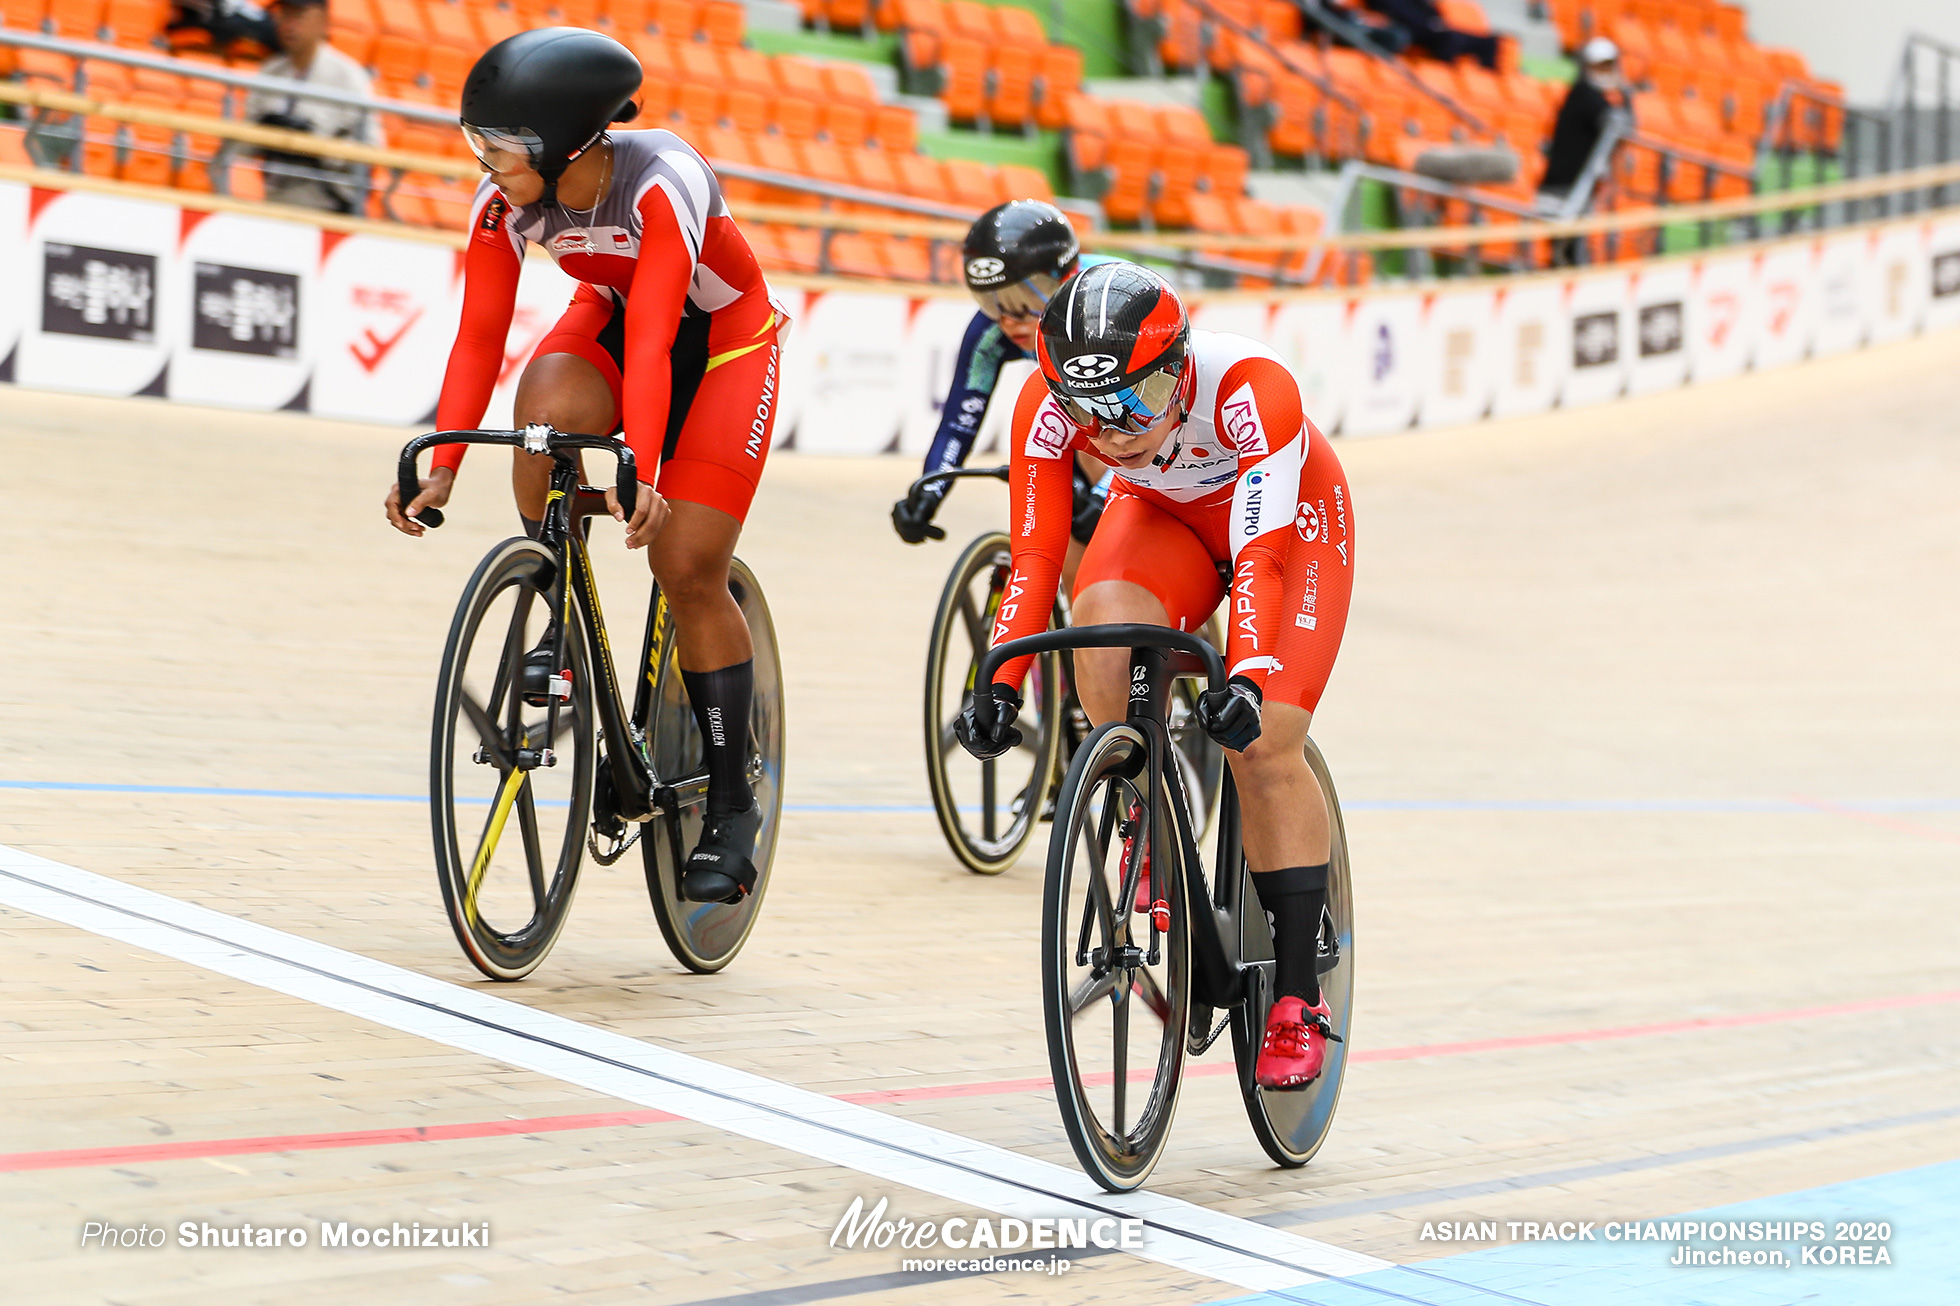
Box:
460, 28, 642, 206
1036, 261, 1192, 433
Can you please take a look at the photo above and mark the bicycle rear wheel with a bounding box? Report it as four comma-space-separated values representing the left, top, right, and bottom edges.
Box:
924, 531, 1064, 874
431, 538, 597, 981
1231, 737, 1354, 1167
1043, 723, 1190, 1192
640, 559, 785, 973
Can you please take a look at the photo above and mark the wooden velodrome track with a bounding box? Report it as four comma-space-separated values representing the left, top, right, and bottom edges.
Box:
3, 328, 1958, 1305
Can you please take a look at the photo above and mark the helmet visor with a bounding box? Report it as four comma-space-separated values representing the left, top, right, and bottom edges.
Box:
971, 271, 1065, 322
460, 124, 543, 173
1055, 362, 1186, 435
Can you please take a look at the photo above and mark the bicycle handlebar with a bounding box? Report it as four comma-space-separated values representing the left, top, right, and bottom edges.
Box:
397, 426, 640, 530
906, 465, 1009, 500
973, 624, 1227, 731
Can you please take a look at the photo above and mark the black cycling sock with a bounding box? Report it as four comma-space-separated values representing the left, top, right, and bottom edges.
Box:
681, 660, 754, 818
1254, 863, 1329, 1006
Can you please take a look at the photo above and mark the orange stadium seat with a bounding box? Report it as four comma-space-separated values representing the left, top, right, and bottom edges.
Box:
990, 3, 1044, 49
993, 161, 1052, 201
558, 0, 601, 28
883, 235, 933, 281
845, 144, 899, 190
1, 0, 48, 33
648, 0, 694, 37
102, 0, 167, 46
822, 61, 880, 107
604, 0, 650, 33
793, 137, 852, 187
674, 38, 721, 83
718, 46, 774, 94
893, 0, 944, 72
1034, 44, 1081, 129
1065, 93, 1110, 173
699, 0, 742, 43
938, 156, 995, 209
46, 0, 105, 39
1151, 141, 1201, 225
825, 232, 889, 279
938, 34, 986, 123
373, 0, 427, 39
771, 92, 820, 141
421, 0, 475, 46
722, 86, 767, 133
673, 81, 718, 132
892, 149, 944, 197
870, 103, 916, 151
772, 53, 828, 97
822, 101, 869, 147
987, 43, 1036, 128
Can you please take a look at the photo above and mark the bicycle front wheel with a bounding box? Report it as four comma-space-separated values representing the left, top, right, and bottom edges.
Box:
924, 532, 1064, 875
1043, 723, 1190, 1192
1231, 737, 1354, 1167
431, 537, 597, 981
641, 559, 785, 973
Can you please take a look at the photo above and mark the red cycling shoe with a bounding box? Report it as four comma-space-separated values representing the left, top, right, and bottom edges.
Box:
1256, 994, 1338, 1090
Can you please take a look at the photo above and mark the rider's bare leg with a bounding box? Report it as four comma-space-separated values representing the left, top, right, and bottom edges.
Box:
510, 353, 614, 524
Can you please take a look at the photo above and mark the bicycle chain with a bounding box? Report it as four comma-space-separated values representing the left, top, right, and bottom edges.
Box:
587, 825, 641, 866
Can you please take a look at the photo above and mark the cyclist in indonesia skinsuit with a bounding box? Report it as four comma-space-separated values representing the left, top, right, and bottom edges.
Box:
891, 200, 1119, 586
955, 262, 1355, 1089
384, 28, 780, 905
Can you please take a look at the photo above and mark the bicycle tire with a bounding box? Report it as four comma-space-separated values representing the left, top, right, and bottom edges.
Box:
1230, 737, 1354, 1168
923, 531, 1064, 875
641, 558, 785, 973
430, 537, 597, 981
1042, 722, 1190, 1192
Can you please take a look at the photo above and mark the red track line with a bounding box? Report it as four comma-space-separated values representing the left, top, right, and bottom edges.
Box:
1789, 795, 1960, 846
7, 989, 1956, 1175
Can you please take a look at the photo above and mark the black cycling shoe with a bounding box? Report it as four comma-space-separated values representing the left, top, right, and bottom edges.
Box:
681, 799, 762, 904
519, 628, 562, 708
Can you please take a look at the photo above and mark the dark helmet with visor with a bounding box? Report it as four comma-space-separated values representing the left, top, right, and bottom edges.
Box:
460, 28, 643, 206
1036, 261, 1193, 434
962, 199, 1081, 322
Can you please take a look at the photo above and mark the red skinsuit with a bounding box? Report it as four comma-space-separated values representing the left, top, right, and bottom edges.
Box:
991, 330, 1354, 713
431, 129, 781, 519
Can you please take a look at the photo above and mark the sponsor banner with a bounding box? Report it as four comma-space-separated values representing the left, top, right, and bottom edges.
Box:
0, 182, 25, 371
1415, 288, 1496, 429
1190, 298, 1273, 341
478, 255, 581, 431
1488, 279, 1567, 419
168, 212, 317, 411
310, 234, 459, 425
976, 360, 1039, 456
1340, 293, 1422, 435
1627, 261, 1690, 395
1686, 252, 1755, 383
791, 291, 911, 454
1926, 216, 1960, 332
1810, 230, 1872, 357
1866, 222, 1928, 345
17, 190, 177, 396
895, 296, 987, 456
1268, 295, 1348, 435
767, 285, 810, 447
1560, 270, 1632, 408
1748, 240, 1817, 371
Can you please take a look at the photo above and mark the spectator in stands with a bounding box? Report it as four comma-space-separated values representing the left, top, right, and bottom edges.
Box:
1539, 37, 1630, 210
1360, 0, 1500, 70
244, 0, 384, 214
167, 0, 279, 60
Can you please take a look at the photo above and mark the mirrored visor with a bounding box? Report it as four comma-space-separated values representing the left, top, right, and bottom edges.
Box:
460, 124, 543, 173
971, 271, 1065, 322
1055, 362, 1185, 435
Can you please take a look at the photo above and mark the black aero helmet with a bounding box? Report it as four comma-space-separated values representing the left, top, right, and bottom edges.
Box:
962, 199, 1081, 321
1036, 261, 1193, 434
460, 28, 643, 206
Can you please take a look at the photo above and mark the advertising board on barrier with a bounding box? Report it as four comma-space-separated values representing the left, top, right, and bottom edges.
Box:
0, 178, 1955, 450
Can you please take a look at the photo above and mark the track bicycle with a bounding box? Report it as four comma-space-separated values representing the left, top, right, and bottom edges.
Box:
912, 466, 1225, 876
397, 425, 785, 981
974, 624, 1354, 1192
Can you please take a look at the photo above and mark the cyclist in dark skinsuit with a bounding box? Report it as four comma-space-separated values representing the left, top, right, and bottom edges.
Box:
891, 200, 1118, 585
384, 28, 781, 905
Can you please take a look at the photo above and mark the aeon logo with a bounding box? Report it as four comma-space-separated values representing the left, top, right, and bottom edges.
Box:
1062, 353, 1119, 381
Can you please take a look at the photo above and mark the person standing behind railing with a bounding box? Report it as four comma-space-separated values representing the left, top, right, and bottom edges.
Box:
243, 0, 384, 214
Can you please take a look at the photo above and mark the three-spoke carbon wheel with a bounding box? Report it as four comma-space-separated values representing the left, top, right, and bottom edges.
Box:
1230, 738, 1354, 1167
641, 559, 786, 973
1042, 722, 1191, 1192
924, 531, 1065, 875
431, 537, 597, 981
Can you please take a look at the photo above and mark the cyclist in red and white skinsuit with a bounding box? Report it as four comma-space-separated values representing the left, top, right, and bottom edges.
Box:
384, 28, 781, 904
956, 262, 1354, 1089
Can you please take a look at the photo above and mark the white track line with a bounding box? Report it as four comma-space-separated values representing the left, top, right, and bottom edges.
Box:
0, 847, 1389, 1290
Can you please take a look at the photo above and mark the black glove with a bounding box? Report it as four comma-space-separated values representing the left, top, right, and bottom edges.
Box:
1197, 675, 1263, 752
891, 492, 946, 544
954, 683, 1023, 760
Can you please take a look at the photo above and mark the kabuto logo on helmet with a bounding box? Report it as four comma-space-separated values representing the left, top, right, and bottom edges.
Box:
965, 257, 1006, 283
1061, 353, 1119, 381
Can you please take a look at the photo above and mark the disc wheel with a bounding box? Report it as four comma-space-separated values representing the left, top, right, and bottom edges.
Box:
641, 559, 785, 973
431, 538, 596, 981
1043, 723, 1190, 1192
924, 531, 1064, 874
1230, 737, 1354, 1167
